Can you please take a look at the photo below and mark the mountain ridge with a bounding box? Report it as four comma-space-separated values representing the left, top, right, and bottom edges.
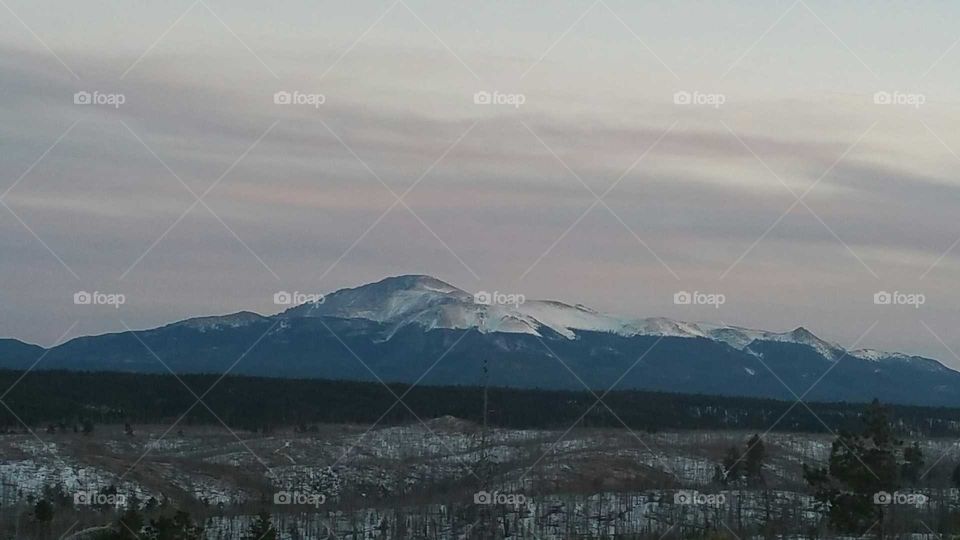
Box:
274, 274, 893, 365
1, 274, 956, 406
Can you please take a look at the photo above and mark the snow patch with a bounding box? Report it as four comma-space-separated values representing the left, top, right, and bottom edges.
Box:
274, 275, 920, 365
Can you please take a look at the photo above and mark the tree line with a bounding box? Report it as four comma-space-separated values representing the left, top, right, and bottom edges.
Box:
3, 370, 960, 436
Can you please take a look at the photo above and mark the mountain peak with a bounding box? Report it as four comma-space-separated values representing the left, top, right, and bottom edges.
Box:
282, 274, 469, 323
370, 274, 463, 294
759, 326, 843, 360
789, 326, 816, 339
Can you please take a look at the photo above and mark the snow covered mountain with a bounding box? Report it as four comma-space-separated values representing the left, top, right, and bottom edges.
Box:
2, 274, 958, 406
282, 275, 848, 359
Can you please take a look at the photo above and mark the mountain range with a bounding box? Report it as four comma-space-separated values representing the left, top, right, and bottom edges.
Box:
2, 274, 958, 406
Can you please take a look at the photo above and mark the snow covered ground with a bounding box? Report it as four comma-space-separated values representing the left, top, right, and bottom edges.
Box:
0, 421, 955, 538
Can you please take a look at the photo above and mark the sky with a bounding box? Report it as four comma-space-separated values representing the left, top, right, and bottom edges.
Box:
2, 0, 960, 364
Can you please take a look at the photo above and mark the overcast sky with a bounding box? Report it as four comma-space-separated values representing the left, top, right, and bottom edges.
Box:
3, 0, 960, 364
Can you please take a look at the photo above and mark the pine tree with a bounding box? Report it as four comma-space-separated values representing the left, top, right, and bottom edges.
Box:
721, 445, 742, 485
246, 510, 277, 540
901, 441, 924, 485
144, 509, 204, 540
712, 464, 725, 485
744, 433, 766, 486
803, 399, 900, 534
33, 499, 54, 523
